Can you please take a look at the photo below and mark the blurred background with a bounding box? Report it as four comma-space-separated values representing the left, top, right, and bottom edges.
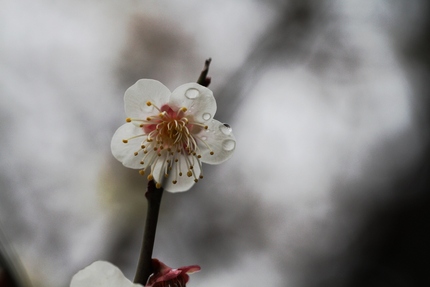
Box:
1, 0, 429, 286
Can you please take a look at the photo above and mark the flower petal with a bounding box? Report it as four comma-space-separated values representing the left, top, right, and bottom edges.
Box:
111, 123, 150, 169
169, 83, 217, 123
151, 153, 202, 192
178, 265, 201, 274
147, 259, 201, 287
125, 79, 171, 122
196, 120, 236, 164
70, 261, 142, 287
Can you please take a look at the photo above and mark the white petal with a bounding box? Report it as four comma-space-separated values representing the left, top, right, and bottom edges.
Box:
125, 79, 171, 121
70, 261, 142, 287
151, 153, 201, 192
111, 123, 150, 169
195, 120, 236, 164
169, 83, 217, 123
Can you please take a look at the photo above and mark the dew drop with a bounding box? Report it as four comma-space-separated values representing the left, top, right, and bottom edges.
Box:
202, 113, 211, 121
185, 88, 199, 99
222, 139, 236, 151
220, 123, 232, 135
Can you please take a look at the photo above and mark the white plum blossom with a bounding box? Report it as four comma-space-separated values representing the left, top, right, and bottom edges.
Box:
70, 261, 142, 287
111, 79, 236, 192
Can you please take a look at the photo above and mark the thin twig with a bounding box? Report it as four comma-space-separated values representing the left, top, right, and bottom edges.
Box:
197, 58, 212, 87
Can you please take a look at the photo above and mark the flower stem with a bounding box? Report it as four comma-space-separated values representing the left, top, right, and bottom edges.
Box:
134, 180, 163, 285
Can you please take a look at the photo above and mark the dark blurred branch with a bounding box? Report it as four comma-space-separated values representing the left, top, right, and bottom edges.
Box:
214, 0, 327, 123
0, 228, 31, 287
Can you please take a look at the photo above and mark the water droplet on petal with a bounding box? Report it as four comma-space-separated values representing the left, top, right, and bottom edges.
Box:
220, 123, 232, 135
185, 88, 199, 99
201, 136, 208, 140
202, 113, 211, 121
222, 139, 236, 151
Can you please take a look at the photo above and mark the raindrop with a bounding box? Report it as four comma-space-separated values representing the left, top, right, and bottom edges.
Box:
220, 123, 232, 135
222, 139, 235, 151
202, 113, 211, 120
185, 88, 199, 99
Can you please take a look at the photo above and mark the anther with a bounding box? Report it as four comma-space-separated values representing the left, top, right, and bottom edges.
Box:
140, 161, 144, 165
134, 152, 138, 156
210, 151, 214, 155
147, 174, 154, 181
139, 170, 145, 175
194, 179, 198, 183
199, 175, 204, 179
122, 139, 128, 143
155, 182, 162, 189
146, 101, 152, 106
126, 118, 131, 122
172, 180, 177, 184
187, 171, 192, 177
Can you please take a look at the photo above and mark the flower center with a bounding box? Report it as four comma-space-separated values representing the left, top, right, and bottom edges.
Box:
124, 101, 212, 188
145, 104, 205, 155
